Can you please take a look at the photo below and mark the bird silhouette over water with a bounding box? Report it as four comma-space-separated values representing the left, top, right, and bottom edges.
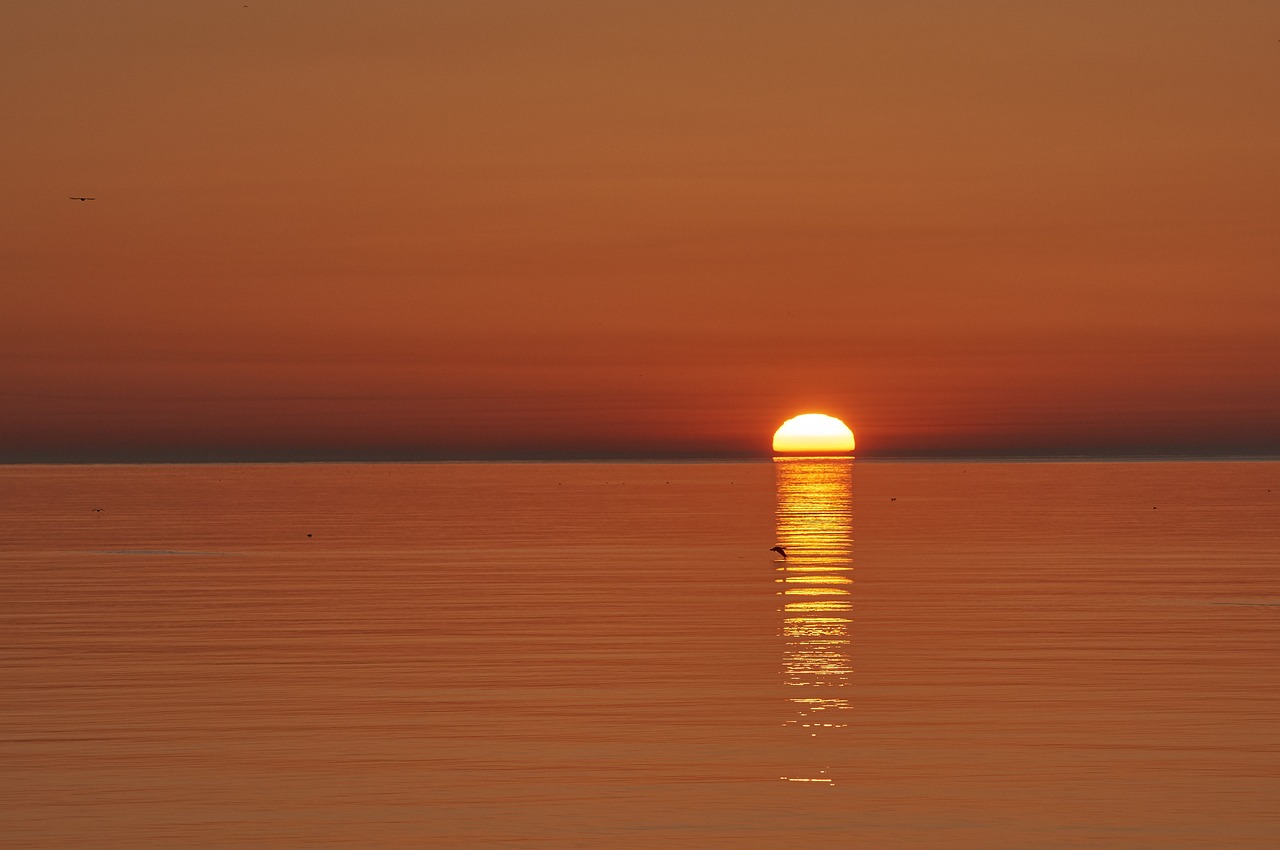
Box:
69, 197, 95, 201
770, 546, 787, 559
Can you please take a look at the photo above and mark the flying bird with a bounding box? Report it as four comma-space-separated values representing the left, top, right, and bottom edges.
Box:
69, 197, 96, 201
770, 546, 787, 559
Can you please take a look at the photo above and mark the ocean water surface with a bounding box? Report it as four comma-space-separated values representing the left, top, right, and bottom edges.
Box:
1, 460, 1277, 848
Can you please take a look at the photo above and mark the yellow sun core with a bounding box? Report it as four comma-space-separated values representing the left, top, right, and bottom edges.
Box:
773, 413, 856, 454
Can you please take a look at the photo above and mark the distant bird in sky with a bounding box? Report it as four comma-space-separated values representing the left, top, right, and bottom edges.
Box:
770, 546, 787, 559
69, 197, 95, 201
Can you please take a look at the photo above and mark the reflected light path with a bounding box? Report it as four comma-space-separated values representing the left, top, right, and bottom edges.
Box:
774, 456, 854, 785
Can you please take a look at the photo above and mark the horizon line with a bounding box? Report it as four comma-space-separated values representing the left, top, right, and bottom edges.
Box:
2, 451, 1278, 466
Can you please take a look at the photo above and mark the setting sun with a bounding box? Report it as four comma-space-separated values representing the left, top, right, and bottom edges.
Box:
772, 413, 856, 454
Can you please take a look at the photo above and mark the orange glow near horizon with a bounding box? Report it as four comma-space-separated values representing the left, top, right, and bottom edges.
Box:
773, 414, 856, 454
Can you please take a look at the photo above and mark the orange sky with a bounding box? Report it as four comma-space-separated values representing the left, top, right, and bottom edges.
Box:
3, 1, 1278, 459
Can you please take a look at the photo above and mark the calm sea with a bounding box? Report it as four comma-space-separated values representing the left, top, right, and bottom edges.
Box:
2, 460, 1277, 848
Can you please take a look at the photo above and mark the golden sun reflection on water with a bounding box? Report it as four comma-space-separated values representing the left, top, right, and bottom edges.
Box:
774, 456, 854, 785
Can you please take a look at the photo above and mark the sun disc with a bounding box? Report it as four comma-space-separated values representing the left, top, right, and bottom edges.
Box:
773, 413, 855, 454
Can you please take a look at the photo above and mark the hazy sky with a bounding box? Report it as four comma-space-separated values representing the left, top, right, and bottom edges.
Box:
3, 1, 1278, 459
